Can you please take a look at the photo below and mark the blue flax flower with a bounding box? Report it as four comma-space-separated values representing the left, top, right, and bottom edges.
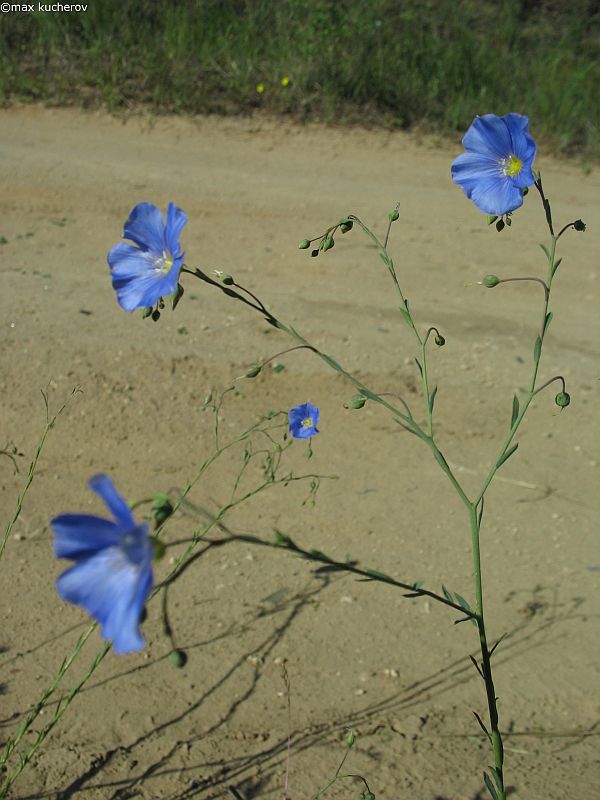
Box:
51, 475, 153, 654
107, 202, 188, 312
451, 113, 536, 215
288, 402, 320, 439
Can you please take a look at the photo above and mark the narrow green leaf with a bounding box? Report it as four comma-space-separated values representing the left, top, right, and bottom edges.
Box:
496, 443, 518, 469
510, 394, 519, 428
441, 584, 454, 604
454, 592, 474, 615
544, 311, 553, 335
455, 592, 477, 625
551, 256, 563, 277
399, 306, 411, 326
414, 357, 423, 377
359, 386, 380, 402
366, 568, 392, 582
473, 711, 491, 741
539, 242, 550, 261
429, 385, 438, 414
320, 353, 342, 372
484, 771, 499, 800
533, 335, 542, 362
412, 580, 424, 590
469, 655, 484, 678
490, 766, 504, 792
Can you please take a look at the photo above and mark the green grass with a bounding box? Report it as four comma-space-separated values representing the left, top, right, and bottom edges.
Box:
1, 0, 599, 156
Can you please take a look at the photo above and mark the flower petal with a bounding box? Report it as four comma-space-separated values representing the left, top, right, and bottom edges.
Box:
462, 114, 513, 159
469, 175, 524, 216
51, 514, 121, 558
122, 203, 166, 254
56, 547, 153, 654
165, 203, 188, 260
89, 474, 135, 530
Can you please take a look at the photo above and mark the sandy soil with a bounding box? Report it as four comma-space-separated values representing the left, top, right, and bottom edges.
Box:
0, 107, 599, 800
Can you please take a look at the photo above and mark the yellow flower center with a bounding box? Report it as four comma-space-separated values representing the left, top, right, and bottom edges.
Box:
301, 417, 313, 428
155, 251, 174, 275
502, 154, 523, 177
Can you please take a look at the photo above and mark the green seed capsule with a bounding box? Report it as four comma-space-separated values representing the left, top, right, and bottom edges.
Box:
169, 649, 188, 668
388, 209, 400, 222
482, 275, 500, 288
346, 394, 367, 409
555, 391, 570, 408
298, 239, 311, 249
245, 364, 262, 378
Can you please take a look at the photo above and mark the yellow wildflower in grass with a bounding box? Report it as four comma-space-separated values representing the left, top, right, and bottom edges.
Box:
256, 83, 265, 94
281, 76, 290, 87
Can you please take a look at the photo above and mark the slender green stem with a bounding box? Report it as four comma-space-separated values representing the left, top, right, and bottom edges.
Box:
469, 505, 505, 800
1, 387, 80, 559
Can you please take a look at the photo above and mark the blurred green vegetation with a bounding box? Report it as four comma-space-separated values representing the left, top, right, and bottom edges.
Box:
1, 0, 598, 156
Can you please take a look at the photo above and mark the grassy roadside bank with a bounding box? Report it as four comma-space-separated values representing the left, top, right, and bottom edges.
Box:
1, 0, 599, 157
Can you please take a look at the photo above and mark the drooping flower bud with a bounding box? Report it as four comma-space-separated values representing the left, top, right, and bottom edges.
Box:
482, 275, 500, 288
434, 334, 445, 346
573, 219, 586, 232
298, 239, 311, 249
555, 391, 570, 408
340, 220, 353, 233
322, 235, 335, 251
495, 219, 505, 232
345, 394, 367, 409
388, 209, 400, 222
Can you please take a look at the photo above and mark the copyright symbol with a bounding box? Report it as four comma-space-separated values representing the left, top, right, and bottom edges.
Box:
0, 4, 10, 11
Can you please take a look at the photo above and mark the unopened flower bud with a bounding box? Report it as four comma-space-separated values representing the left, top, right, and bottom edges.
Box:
340, 220, 353, 233
245, 363, 262, 378
141, 306, 153, 319
573, 219, 586, 232
151, 537, 167, 560
152, 495, 174, 527
555, 391, 570, 408
482, 274, 500, 288
346, 730, 356, 747
495, 219, 505, 232
322, 235, 335, 251
151, 309, 161, 322
311, 249, 319, 258
169, 649, 188, 668
345, 394, 367, 409
434, 334, 445, 346
388, 209, 400, 222
298, 239, 311, 249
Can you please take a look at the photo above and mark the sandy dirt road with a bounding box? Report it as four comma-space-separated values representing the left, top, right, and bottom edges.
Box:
0, 106, 599, 799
